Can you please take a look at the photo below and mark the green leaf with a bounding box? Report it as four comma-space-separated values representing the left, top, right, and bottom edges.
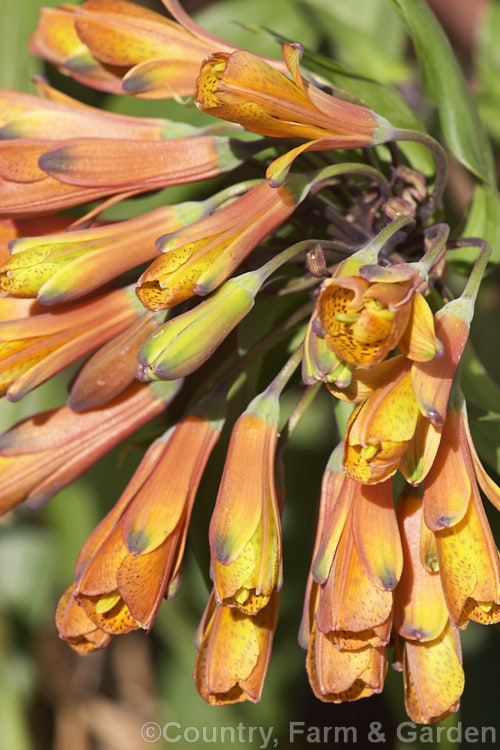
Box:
447, 184, 500, 270
300, 0, 410, 84
389, 0, 495, 184
476, 1, 500, 146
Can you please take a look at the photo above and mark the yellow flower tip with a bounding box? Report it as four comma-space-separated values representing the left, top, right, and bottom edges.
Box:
209, 411, 281, 613
194, 591, 279, 705
56, 584, 113, 654
402, 625, 465, 724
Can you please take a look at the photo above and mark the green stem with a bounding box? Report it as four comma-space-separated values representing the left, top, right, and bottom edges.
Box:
278, 381, 322, 452
256, 239, 346, 283
458, 240, 492, 304
389, 128, 448, 222
203, 179, 263, 213
264, 343, 304, 399
368, 214, 415, 255
420, 223, 450, 271
308, 162, 391, 199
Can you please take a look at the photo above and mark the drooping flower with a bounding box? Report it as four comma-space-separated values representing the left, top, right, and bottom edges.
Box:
68, 312, 161, 412
342, 358, 421, 483
0, 84, 172, 141
28, 5, 128, 95
195, 43, 391, 184
394, 487, 464, 723
428, 397, 500, 628
0, 126, 257, 217
193, 590, 279, 705
300, 445, 401, 702
208, 392, 282, 615
137, 271, 263, 381
71, 412, 223, 636
29, 0, 285, 100
56, 583, 113, 654
0, 380, 181, 513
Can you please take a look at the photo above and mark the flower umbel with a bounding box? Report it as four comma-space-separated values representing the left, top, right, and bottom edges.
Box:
0, 0, 498, 729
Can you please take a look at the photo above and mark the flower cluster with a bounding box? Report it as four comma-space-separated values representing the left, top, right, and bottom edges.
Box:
0, 0, 498, 725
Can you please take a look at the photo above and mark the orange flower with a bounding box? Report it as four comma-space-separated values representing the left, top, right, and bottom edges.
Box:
195, 43, 391, 184
30, 0, 283, 100
429, 399, 500, 628
68, 312, 161, 412
73, 0, 234, 99
0, 86, 258, 218
394, 488, 464, 723
299, 446, 401, 702
0, 84, 170, 142
73, 414, 222, 633
343, 358, 421, 483
56, 584, 113, 654
209, 398, 282, 615
0, 380, 181, 513
1, 200, 208, 304
136, 177, 307, 310
193, 590, 279, 705
29, 5, 126, 95
317, 263, 435, 368
0, 287, 140, 401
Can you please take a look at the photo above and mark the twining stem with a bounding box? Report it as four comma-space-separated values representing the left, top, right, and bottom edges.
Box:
389, 128, 448, 222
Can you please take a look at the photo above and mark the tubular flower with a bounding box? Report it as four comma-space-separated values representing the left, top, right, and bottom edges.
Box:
136, 176, 308, 310
68, 0, 233, 100
0, 85, 173, 142
208, 393, 282, 615
0, 380, 181, 513
137, 271, 262, 381
29, 0, 286, 100
0, 287, 141, 401
299, 446, 401, 702
193, 590, 279, 705
0, 131, 254, 218
68, 312, 162, 412
302, 577, 387, 703
195, 43, 391, 184
429, 399, 500, 628
316, 263, 435, 368
394, 489, 464, 723
57, 584, 113, 654
0, 199, 210, 304
343, 358, 421, 483
28, 5, 129, 95
71, 414, 222, 636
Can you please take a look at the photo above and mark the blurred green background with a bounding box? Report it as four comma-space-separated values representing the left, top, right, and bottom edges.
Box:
0, 0, 499, 748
